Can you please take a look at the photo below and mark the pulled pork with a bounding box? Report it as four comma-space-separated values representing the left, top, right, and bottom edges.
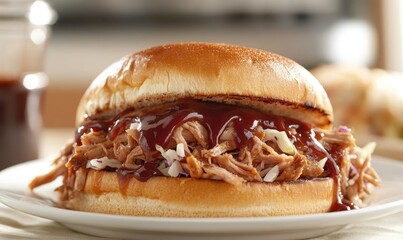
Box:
29, 121, 380, 206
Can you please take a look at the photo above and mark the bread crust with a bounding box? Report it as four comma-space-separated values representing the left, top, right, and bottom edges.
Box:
63, 169, 335, 217
76, 43, 333, 128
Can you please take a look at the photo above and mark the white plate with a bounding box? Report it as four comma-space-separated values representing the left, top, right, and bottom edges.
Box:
0, 156, 403, 240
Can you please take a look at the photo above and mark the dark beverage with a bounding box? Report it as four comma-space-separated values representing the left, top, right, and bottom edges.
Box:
0, 0, 55, 169
0, 75, 46, 170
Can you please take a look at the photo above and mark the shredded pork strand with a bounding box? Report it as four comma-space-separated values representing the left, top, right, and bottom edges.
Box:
30, 120, 380, 206
28, 143, 73, 190
319, 128, 381, 205
214, 153, 262, 182
186, 155, 203, 178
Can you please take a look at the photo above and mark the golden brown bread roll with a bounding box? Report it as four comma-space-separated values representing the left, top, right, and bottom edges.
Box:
65, 169, 335, 217
76, 42, 333, 128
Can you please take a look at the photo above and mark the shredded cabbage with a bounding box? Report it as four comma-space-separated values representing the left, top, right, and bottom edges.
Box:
263, 165, 280, 182
317, 157, 328, 169
129, 122, 140, 130
86, 157, 122, 170
168, 161, 183, 177
155, 144, 185, 177
363, 142, 376, 155
262, 128, 295, 155
157, 163, 170, 176
156, 144, 186, 165
176, 143, 185, 157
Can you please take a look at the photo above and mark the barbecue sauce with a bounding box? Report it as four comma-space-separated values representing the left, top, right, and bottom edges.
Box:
75, 100, 350, 211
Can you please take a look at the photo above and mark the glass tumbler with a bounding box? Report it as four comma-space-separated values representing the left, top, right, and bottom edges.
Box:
0, 0, 56, 169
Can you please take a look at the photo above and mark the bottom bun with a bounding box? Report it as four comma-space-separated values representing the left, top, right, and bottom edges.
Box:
64, 169, 335, 217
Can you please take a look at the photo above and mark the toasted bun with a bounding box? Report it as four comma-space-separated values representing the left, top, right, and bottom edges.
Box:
63, 170, 334, 217
76, 42, 333, 128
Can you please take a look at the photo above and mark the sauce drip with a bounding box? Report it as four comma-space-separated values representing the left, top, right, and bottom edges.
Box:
93, 170, 104, 195
117, 168, 133, 196
75, 100, 352, 211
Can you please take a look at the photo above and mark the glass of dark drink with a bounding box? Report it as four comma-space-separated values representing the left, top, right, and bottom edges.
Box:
0, 1, 56, 169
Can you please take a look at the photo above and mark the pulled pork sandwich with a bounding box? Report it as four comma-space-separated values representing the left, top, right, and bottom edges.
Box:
29, 43, 380, 217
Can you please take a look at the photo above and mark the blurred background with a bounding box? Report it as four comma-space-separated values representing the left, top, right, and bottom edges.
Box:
33, 0, 403, 158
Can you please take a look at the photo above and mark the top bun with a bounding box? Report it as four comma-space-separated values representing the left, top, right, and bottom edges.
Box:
76, 42, 333, 128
